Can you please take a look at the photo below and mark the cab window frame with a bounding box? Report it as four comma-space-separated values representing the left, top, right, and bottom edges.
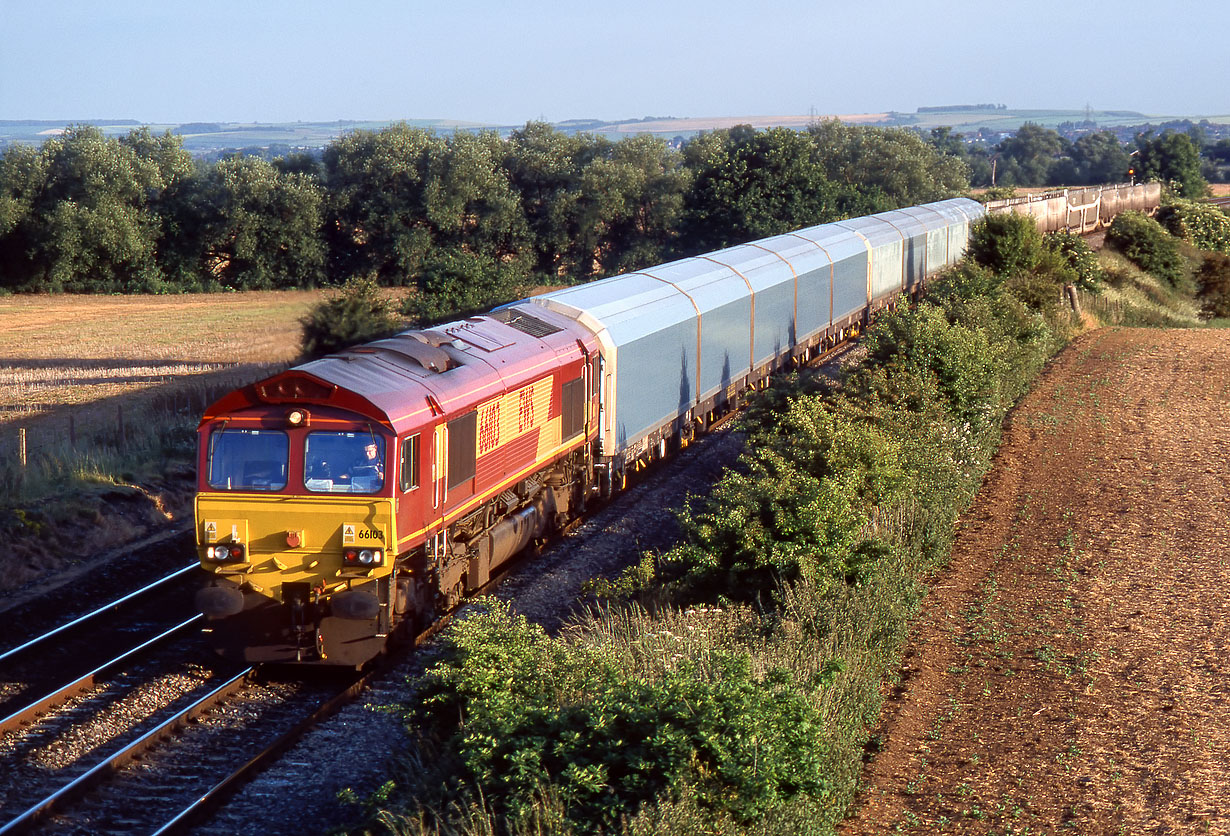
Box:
206, 427, 290, 492
400, 433, 421, 492
302, 430, 387, 495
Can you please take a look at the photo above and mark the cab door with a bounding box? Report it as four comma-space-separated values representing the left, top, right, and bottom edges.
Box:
431, 423, 447, 515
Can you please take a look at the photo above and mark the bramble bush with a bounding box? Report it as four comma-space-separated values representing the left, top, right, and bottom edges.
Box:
1156, 199, 1230, 254
415, 600, 831, 833
1105, 211, 1186, 289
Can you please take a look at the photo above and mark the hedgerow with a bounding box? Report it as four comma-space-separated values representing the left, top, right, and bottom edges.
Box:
1156, 199, 1230, 254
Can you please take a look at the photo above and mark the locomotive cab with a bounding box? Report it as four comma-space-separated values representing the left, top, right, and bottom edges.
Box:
194, 396, 431, 666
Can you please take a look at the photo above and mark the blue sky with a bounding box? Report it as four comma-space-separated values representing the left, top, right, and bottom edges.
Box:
1, 0, 1225, 124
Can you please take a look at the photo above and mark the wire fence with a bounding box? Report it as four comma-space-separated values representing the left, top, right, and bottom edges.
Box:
1, 364, 285, 487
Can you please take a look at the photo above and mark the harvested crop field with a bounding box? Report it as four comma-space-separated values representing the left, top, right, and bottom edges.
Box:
844, 327, 1230, 833
0, 291, 330, 418
0, 291, 345, 458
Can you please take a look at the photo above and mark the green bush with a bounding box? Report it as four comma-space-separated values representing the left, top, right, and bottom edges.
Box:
967, 212, 1043, 277
1156, 199, 1230, 254
299, 276, 403, 358
416, 600, 830, 833
402, 250, 529, 325
658, 398, 903, 601
1196, 252, 1230, 319
1105, 211, 1185, 288
860, 301, 1010, 433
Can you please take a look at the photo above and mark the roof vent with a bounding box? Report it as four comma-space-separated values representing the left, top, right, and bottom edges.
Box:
490, 306, 563, 338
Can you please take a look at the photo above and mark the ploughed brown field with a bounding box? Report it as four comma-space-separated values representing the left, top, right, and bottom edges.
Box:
844, 327, 1230, 834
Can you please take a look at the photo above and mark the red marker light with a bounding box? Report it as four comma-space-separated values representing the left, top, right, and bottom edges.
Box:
287, 530, 302, 548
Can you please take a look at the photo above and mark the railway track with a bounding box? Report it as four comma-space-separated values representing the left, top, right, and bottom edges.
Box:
0, 341, 861, 835
0, 594, 376, 836
0, 543, 522, 835
0, 563, 202, 724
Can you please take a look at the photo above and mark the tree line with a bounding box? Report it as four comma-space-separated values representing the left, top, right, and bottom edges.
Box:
939, 122, 1214, 196
0, 121, 967, 306
0, 119, 1213, 312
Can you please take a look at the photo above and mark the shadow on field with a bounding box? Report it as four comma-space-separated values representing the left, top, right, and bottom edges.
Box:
0, 361, 287, 466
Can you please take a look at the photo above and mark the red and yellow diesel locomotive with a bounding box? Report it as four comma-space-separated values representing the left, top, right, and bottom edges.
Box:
195, 306, 599, 665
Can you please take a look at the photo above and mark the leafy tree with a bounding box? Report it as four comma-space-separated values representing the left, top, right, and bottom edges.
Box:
808, 120, 969, 209
678, 125, 840, 254
189, 155, 326, 289
502, 122, 599, 278
18, 125, 170, 291
993, 123, 1066, 186
1208, 139, 1230, 166
1066, 131, 1130, 185
0, 143, 47, 290
574, 133, 689, 277
1134, 131, 1208, 198
927, 126, 964, 157
323, 124, 527, 285
300, 276, 403, 357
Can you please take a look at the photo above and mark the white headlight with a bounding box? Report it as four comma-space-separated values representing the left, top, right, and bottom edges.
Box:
358, 549, 374, 565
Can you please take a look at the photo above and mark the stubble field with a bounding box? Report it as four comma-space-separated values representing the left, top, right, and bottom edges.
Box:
1, 291, 328, 422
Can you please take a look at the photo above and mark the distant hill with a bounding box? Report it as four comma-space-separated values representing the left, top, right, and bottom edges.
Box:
2, 108, 1227, 154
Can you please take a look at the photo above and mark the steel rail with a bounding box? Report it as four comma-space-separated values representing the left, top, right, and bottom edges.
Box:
0, 562, 200, 663
0, 666, 253, 836
0, 613, 204, 736
149, 669, 373, 836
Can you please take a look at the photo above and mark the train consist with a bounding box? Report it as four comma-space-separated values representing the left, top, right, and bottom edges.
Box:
985, 182, 1161, 233
193, 183, 1156, 666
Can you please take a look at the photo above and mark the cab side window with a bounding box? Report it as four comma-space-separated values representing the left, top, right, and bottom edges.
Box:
400, 434, 420, 492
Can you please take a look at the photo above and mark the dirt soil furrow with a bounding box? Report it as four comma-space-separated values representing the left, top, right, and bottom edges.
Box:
844, 327, 1230, 835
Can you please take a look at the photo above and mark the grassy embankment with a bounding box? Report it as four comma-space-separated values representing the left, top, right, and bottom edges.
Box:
354, 210, 1215, 836
0, 291, 327, 593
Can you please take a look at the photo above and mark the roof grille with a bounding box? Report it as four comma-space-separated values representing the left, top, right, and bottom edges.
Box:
490, 306, 563, 338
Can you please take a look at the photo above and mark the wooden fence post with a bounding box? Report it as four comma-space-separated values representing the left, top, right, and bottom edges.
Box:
18, 427, 26, 468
